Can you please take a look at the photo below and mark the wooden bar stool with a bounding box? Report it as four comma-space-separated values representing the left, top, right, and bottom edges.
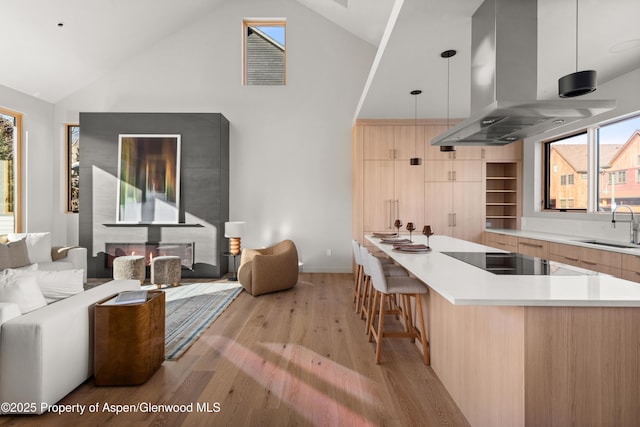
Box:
359, 246, 407, 332
366, 253, 430, 365
351, 240, 365, 312
352, 240, 395, 314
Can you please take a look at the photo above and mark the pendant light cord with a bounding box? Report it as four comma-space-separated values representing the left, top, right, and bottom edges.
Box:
446, 56, 451, 129
575, 0, 579, 72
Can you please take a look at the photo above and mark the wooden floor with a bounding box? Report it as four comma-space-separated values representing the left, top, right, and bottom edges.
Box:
0, 273, 469, 426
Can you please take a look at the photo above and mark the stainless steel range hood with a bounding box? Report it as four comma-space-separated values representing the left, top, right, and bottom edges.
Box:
432, 0, 615, 147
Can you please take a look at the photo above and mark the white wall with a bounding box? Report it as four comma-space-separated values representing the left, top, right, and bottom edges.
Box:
53, 0, 376, 272
521, 67, 640, 242
0, 84, 56, 237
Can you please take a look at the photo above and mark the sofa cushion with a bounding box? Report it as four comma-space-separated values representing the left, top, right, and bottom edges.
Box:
8, 232, 53, 264
0, 239, 31, 270
3, 269, 84, 304
0, 274, 47, 314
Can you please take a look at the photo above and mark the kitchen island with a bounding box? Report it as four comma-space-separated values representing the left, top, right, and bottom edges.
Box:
367, 234, 640, 427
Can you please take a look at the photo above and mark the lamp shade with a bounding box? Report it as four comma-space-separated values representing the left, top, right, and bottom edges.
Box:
224, 221, 245, 238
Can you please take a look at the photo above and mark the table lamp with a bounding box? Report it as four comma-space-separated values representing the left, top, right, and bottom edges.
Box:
225, 221, 245, 255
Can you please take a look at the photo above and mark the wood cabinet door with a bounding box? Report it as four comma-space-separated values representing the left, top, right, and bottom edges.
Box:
424, 159, 453, 182
424, 181, 453, 237
548, 243, 582, 267
363, 126, 395, 160
395, 160, 425, 227
395, 125, 425, 160
424, 125, 450, 159
363, 160, 395, 231
517, 237, 549, 259
482, 141, 523, 160
453, 159, 482, 182
452, 181, 483, 242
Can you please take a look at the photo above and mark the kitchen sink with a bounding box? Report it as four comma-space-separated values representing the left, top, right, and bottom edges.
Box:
575, 239, 640, 249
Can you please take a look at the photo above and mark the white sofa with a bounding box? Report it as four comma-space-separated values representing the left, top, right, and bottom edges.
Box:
0, 279, 140, 414
3, 232, 88, 283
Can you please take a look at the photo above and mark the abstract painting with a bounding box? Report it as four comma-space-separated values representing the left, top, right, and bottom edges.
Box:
117, 134, 181, 223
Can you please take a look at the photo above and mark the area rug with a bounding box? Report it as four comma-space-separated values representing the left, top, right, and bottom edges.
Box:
143, 281, 243, 360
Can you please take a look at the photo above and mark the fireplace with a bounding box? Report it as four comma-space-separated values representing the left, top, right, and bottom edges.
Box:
105, 242, 194, 270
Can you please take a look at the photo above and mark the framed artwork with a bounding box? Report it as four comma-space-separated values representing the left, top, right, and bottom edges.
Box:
116, 134, 181, 223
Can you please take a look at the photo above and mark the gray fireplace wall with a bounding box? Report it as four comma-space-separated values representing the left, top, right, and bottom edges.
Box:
79, 112, 229, 278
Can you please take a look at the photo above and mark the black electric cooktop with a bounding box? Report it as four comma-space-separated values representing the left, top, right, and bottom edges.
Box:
441, 252, 595, 276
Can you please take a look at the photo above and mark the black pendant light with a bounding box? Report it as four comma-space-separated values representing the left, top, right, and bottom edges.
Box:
410, 89, 422, 165
558, 0, 597, 98
440, 49, 456, 152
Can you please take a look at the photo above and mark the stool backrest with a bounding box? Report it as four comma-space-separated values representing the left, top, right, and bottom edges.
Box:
351, 239, 363, 266
367, 253, 389, 293
360, 245, 372, 276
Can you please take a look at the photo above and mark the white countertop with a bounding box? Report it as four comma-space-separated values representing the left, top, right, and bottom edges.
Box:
366, 234, 640, 307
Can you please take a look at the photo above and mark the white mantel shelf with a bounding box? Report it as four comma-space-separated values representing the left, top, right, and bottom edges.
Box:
366, 234, 640, 307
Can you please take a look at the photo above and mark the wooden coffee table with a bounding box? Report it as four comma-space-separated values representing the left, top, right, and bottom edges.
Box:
94, 290, 165, 386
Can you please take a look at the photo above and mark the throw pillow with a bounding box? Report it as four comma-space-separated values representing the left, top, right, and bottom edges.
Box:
0, 274, 47, 314
3, 269, 84, 303
8, 232, 53, 264
0, 239, 31, 270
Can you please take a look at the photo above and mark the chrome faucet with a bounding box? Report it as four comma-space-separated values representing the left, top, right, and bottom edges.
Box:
611, 204, 639, 244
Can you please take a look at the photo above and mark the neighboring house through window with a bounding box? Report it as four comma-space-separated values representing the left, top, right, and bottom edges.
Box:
243, 20, 286, 85
543, 114, 640, 212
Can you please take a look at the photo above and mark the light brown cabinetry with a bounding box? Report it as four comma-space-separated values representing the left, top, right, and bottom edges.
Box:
517, 237, 549, 259
354, 120, 518, 246
362, 159, 425, 232
481, 140, 523, 161
485, 162, 521, 230
359, 124, 425, 236
363, 125, 424, 160
548, 242, 582, 268
621, 253, 640, 283
548, 242, 622, 277
484, 232, 518, 252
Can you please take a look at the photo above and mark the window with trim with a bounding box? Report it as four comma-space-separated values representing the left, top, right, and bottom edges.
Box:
243, 20, 286, 85
544, 113, 640, 212
0, 107, 23, 232
544, 131, 587, 210
66, 124, 79, 213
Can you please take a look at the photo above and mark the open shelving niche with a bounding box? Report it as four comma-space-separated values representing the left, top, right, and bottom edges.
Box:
485, 162, 519, 230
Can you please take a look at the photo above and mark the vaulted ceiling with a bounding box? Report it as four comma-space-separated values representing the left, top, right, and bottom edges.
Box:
2, 0, 639, 120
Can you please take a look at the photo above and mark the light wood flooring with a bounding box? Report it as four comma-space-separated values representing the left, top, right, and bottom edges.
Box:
0, 273, 469, 426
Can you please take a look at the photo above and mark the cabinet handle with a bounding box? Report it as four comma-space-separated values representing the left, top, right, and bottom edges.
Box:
582, 260, 597, 266
452, 170, 457, 181
388, 199, 393, 229
564, 256, 580, 262
395, 200, 400, 221
520, 242, 543, 248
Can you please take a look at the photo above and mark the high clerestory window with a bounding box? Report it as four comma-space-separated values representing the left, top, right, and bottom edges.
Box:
543, 113, 640, 212
243, 20, 286, 86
